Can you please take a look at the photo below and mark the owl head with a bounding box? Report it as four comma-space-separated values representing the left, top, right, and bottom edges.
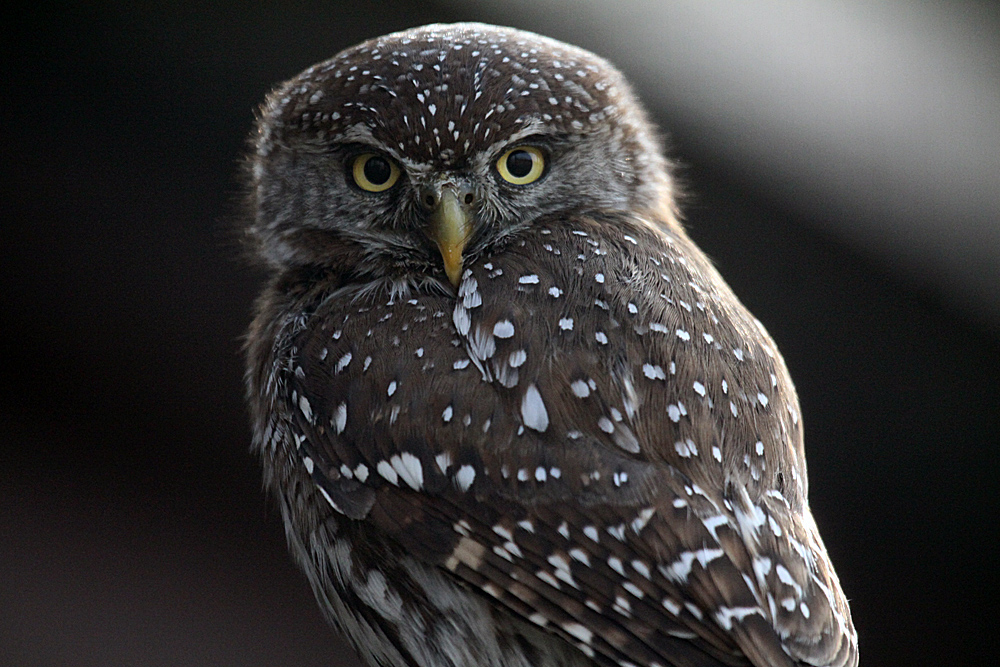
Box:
248, 23, 677, 288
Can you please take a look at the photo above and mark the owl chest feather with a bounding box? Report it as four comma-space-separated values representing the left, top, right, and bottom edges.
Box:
248, 212, 854, 667
269, 213, 802, 507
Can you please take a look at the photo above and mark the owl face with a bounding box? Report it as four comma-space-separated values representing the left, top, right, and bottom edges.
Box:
249, 23, 675, 285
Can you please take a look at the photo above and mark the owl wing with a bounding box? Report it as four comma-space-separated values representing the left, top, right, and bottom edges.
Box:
281, 213, 857, 667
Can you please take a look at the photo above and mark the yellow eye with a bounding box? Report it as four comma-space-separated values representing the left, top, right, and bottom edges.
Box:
351, 153, 401, 192
496, 146, 545, 185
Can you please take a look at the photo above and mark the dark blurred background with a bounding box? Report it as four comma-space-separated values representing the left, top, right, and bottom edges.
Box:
3, 2, 998, 666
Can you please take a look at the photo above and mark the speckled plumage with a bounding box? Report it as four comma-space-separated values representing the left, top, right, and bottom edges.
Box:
245, 23, 857, 667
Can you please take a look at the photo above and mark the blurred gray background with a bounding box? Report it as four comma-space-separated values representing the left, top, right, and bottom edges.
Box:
3, 2, 998, 666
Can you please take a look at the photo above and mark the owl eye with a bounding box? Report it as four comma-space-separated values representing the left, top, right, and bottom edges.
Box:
496, 146, 546, 185
351, 153, 401, 192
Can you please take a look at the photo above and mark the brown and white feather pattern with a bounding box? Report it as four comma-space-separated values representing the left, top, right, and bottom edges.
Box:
248, 212, 856, 667
245, 21, 856, 667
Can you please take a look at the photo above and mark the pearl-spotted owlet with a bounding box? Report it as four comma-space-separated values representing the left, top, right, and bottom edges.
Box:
244, 22, 857, 667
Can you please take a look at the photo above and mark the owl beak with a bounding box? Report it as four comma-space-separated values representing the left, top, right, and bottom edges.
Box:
427, 188, 472, 288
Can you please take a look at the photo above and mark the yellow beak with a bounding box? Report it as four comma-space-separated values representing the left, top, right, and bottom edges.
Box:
427, 189, 472, 288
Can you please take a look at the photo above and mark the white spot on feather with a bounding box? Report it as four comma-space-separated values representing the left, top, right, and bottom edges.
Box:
452, 305, 471, 335
521, 384, 549, 432
377, 460, 398, 485
335, 352, 352, 373
562, 623, 592, 645
392, 453, 423, 490
333, 402, 347, 434
493, 320, 515, 338
298, 395, 313, 423
455, 465, 476, 492
715, 606, 762, 630
642, 363, 665, 380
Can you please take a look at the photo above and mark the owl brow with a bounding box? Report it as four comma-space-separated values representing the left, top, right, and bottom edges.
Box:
323, 124, 404, 154
338, 122, 378, 144
329, 143, 421, 179
490, 118, 555, 145
492, 130, 575, 156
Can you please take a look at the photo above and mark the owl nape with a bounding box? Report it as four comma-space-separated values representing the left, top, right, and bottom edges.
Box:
244, 23, 857, 667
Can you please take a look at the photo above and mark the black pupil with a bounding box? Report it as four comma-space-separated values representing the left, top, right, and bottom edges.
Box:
506, 150, 535, 178
363, 156, 392, 185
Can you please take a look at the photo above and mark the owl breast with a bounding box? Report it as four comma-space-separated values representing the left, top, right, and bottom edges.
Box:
248, 209, 855, 667
281, 210, 802, 511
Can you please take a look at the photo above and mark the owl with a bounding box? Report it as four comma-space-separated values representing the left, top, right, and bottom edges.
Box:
244, 22, 857, 667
